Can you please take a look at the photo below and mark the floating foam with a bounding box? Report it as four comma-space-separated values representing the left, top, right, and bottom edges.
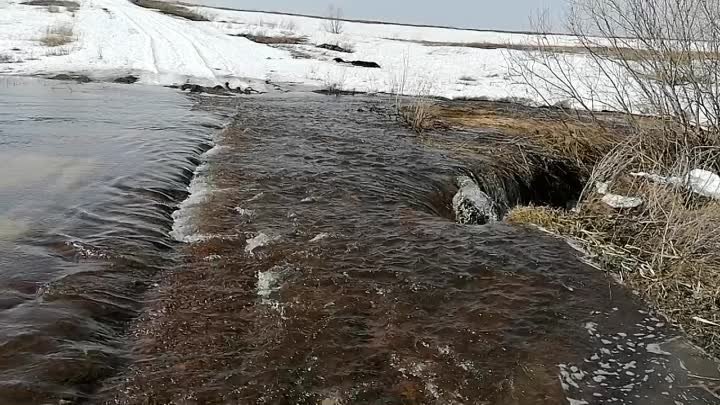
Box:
245, 232, 277, 256
309, 233, 330, 242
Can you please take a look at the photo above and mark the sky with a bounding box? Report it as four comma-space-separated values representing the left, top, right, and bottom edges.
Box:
187, 0, 568, 32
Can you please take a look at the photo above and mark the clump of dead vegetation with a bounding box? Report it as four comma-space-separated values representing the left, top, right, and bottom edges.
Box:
231, 33, 307, 45
501, 0, 720, 356
131, 0, 208, 21
39, 22, 75, 47
22, 0, 79, 9
507, 145, 720, 354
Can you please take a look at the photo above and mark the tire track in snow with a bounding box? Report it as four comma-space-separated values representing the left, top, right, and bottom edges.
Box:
146, 12, 219, 81
127, 6, 220, 81
108, 2, 160, 74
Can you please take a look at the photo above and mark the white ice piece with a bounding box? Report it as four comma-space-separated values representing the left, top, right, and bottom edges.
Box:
601, 194, 643, 209
452, 176, 498, 225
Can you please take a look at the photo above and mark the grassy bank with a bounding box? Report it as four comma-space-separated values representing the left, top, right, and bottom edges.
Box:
409, 99, 720, 357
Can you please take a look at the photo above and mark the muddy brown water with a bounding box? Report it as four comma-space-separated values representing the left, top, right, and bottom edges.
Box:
97, 94, 718, 405
1, 78, 718, 404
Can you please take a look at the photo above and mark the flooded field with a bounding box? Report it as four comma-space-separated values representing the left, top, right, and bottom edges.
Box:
97, 94, 720, 405
0, 77, 227, 404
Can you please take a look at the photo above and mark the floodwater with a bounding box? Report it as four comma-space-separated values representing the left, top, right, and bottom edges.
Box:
1, 80, 718, 405
0, 77, 226, 404
99, 94, 719, 405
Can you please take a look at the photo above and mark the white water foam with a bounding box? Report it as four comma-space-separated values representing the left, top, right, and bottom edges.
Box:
169, 141, 222, 243
257, 269, 281, 299
245, 232, 277, 256
309, 233, 330, 242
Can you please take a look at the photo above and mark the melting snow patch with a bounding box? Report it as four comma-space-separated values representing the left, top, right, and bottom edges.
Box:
595, 181, 642, 208
602, 194, 643, 209
632, 169, 720, 199
686, 169, 720, 199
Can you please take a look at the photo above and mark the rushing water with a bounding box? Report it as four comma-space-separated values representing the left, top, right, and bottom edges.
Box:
100, 94, 720, 405
0, 77, 226, 404
1, 80, 718, 405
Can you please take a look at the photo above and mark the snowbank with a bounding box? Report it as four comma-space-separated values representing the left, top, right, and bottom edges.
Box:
0, 0, 610, 102
632, 169, 720, 200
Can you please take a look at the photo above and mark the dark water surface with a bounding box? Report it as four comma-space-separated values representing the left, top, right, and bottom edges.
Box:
0, 77, 227, 404
98, 94, 720, 405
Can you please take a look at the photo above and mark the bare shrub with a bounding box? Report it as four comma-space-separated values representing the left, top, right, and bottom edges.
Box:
278, 19, 297, 32
0, 54, 14, 63
397, 97, 434, 133
40, 23, 74, 47
389, 52, 434, 133
320, 69, 347, 94
323, 4, 344, 34
47, 5, 60, 12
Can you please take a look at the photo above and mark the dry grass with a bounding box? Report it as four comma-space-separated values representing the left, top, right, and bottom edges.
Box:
507, 129, 720, 356
45, 46, 72, 56
414, 99, 720, 356
22, 0, 79, 7
39, 23, 75, 47
422, 102, 627, 172
387, 37, 720, 64
232, 33, 307, 45
131, 0, 209, 21
397, 99, 434, 133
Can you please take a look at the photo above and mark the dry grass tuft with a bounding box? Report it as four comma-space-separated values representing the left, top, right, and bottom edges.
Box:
45, 46, 72, 56
39, 23, 75, 47
131, 0, 209, 21
397, 99, 434, 133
